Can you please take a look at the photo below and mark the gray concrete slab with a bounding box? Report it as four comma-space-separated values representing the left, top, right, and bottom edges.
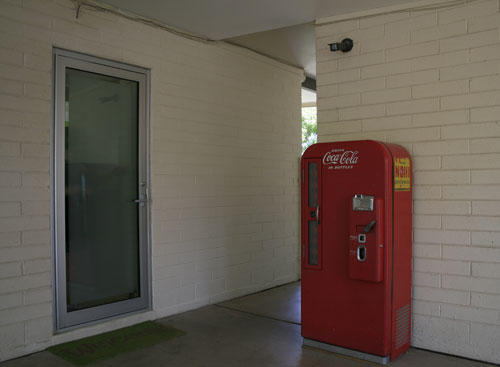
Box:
0, 351, 72, 367
1, 282, 495, 367
218, 281, 301, 324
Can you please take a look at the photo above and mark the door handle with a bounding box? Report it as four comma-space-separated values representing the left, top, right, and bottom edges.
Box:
133, 193, 148, 205
133, 198, 148, 207
134, 183, 149, 205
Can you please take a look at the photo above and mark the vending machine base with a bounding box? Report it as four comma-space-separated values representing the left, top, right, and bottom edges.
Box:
303, 338, 390, 365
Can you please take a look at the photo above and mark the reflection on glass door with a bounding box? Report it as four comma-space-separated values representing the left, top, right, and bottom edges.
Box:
54, 50, 150, 329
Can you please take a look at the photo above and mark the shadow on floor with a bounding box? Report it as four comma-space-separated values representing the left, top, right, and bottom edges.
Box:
218, 281, 301, 325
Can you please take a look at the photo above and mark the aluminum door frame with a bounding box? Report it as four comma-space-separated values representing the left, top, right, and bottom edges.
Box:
52, 48, 151, 330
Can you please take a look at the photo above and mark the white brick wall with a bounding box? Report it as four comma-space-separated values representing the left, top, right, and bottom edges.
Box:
316, 0, 500, 364
0, 0, 302, 361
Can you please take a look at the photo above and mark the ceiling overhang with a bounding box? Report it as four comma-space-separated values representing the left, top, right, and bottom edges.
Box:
93, 0, 420, 79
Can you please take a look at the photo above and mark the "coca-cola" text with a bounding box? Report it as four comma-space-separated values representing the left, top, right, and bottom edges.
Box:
322, 150, 359, 166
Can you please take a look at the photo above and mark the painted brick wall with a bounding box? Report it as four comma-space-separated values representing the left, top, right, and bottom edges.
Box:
0, 0, 302, 360
315, 0, 500, 363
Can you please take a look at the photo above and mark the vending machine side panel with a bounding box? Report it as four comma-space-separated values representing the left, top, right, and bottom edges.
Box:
386, 143, 413, 360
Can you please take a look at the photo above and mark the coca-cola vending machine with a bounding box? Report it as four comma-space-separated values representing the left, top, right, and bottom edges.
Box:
301, 140, 412, 364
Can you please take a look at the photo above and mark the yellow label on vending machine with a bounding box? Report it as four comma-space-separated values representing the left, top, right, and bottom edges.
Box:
394, 157, 411, 191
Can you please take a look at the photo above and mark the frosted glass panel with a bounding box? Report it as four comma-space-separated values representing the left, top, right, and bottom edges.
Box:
65, 68, 140, 312
308, 221, 318, 266
308, 162, 318, 208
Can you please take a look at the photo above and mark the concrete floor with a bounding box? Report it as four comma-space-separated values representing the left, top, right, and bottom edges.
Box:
219, 281, 301, 325
1, 281, 495, 367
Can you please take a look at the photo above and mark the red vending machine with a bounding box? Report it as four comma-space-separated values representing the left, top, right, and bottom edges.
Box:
301, 140, 412, 364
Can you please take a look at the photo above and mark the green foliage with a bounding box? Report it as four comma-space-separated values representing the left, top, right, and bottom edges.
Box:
302, 107, 317, 153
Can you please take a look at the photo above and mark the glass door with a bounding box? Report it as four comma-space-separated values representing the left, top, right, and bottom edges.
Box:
54, 49, 150, 329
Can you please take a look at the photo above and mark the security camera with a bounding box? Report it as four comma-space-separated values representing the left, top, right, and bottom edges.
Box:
329, 38, 354, 53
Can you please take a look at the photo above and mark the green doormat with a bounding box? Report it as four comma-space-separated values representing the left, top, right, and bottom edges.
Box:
48, 321, 185, 366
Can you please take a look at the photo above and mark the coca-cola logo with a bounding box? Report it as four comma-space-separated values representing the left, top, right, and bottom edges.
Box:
322, 149, 359, 167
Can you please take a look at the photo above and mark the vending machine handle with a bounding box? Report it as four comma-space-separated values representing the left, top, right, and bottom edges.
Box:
364, 220, 376, 233
316, 205, 320, 224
